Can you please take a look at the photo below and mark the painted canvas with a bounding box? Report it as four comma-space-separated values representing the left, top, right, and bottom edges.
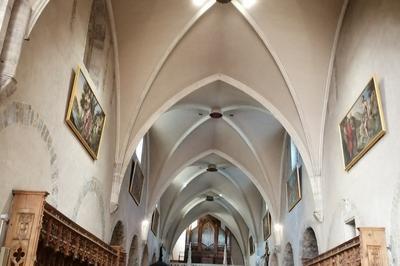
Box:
151, 208, 160, 236
339, 77, 386, 171
66, 65, 106, 160
286, 166, 302, 212
263, 211, 271, 240
129, 160, 145, 206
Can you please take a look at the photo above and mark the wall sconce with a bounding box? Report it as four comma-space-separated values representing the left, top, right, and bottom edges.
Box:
274, 223, 283, 248
141, 219, 150, 242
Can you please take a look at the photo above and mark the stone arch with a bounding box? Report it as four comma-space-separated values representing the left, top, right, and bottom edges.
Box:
128, 235, 139, 266
0, 102, 59, 206
142, 244, 149, 266
283, 243, 294, 266
110, 220, 125, 246
270, 253, 278, 266
301, 227, 319, 262
72, 177, 106, 238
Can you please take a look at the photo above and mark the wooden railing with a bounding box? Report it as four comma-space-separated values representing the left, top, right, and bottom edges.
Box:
304, 228, 388, 266
39, 202, 125, 265
3, 191, 125, 266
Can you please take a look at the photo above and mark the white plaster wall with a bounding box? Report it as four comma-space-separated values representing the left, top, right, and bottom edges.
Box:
0, 0, 117, 242
321, 0, 400, 264
111, 157, 161, 266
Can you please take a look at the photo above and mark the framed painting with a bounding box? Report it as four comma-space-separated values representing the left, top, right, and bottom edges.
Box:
129, 160, 145, 206
339, 77, 386, 171
286, 166, 302, 212
249, 236, 255, 255
263, 210, 271, 240
66, 65, 106, 160
151, 208, 160, 236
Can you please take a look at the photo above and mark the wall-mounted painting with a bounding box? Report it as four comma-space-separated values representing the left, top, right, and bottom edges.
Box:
287, 166, 302, 212
339, 77, 386, 171
129, 160, 144, 206
66, 65, 106, 160
151, 208, 160, 236
263, 210, 271, 240
249, 236, 255, 255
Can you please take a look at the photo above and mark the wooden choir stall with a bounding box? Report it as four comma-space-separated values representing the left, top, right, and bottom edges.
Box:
304, 228, 389, 266
1, 190, 125, 266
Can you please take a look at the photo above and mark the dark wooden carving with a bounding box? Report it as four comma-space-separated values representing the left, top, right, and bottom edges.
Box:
303, 228, 388, 266
37, 202, 126, 266
3, 191, 125, 266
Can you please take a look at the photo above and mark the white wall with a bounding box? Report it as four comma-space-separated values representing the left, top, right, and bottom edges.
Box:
321, 0, 400, 264
0, 0, 116, 241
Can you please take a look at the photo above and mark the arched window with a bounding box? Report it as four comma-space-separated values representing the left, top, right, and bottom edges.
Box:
290, 138, 299, 171
135, 137, 144, 164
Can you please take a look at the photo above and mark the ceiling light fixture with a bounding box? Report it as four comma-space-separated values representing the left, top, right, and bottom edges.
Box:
210, 108, 223, 119
193, 0, 207, 7
216, 0, 232, 3
241, 0, 256, 8
207, 164, 218, 172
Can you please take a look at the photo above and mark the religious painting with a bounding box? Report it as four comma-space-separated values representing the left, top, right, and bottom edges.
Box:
263, 210, 271, 240
339, 77, 386, 171
249, 236, 255, 255
129, 160, 145, 206
66, 65, 106, 160
286, 166, 302, 212
151, 208, 160, 236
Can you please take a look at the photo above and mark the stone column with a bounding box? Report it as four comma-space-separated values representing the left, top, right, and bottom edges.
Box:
4, 190, 48, 266
0, 0, 30, 97
0, 0, 15, 53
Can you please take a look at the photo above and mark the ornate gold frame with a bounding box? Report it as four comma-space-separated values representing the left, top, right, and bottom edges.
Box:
286, 166, 302, 212
263, 210, 271, 240
339, 76, 386, 171
65, 65, 106, 160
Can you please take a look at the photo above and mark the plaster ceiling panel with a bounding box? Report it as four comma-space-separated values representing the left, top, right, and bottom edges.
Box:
226, 109, 285, 190
128, 3, 310, 173
112, 0, 199, 140
160, 171, 257, 239
244, 0, 345, 167
149, 108, 206, 183
148, 118, 269, 215
176, 80, 263, 109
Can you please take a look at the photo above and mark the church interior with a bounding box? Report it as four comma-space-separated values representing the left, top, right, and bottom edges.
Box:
0, 0, 399, 265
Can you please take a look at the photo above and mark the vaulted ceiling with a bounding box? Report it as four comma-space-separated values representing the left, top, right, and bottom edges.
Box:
108, 0, 346, 254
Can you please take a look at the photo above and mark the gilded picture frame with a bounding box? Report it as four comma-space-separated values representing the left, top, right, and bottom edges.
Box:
66, 65, 106, 160
263, 210, 271, 240
339, 77, 386, 171
286, 166, 302, 212
129, 160, 145, 206
151, 208, 160, 236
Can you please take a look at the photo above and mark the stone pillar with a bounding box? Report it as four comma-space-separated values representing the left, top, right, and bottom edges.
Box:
0, 0, 30, 97
4, 190, 48, 266
0, 0, 15, 53
110, 161, 123, 212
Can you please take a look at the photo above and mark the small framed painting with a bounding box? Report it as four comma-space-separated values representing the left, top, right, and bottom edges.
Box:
339, 77, 386, 171
129, 160, 145, 206
151, 208, 160, 236
66, 65, 106, 160
263, 210, 271, 240
286, 166, 302, 212
249, 236, 255, 255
